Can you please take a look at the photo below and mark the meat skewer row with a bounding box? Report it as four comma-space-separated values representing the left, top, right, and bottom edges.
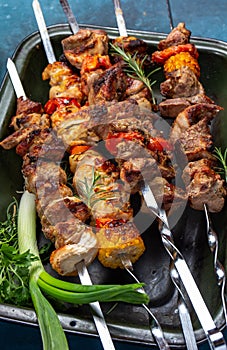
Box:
156, 8, 227, 330
152, 22, 226, 213
71, 148, 145, 269
43, 0, 157, 113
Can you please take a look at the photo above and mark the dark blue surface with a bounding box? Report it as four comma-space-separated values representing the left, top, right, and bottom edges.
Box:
0, 1, 227, 349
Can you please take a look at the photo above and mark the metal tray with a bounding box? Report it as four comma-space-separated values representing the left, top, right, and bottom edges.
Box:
0, 24, 227, 348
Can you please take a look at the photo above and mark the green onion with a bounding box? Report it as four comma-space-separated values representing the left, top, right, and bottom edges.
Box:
18, 190, 69, 350
17, 190, 150, 349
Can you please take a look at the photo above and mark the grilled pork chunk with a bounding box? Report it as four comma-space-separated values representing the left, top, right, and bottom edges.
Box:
182, 159, 226, 212
158, 22, 191, 51
178, 119, 214, 161
170, 103, 223, 143
159, 94, 214, 118
62, 29, 109, 69
160, 67, 204, 99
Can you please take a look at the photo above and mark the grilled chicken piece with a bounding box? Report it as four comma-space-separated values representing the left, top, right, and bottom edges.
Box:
62, 29, 109, 69
50, 232, 98, 276
160, 66, 204, 99
48, 75, 84, 102
158, 22, 191, 51
170, 103, 223, 143
49, 103, 81, 128
182, 159, 226, 212
42, 61, 75, 85
42, 61, 84, 102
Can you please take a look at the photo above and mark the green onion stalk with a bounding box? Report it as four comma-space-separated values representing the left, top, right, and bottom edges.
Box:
17, 190, 149, 349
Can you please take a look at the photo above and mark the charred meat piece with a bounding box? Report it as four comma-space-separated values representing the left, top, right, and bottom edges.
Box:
160, 66, 204, 99
170, 103, 223, 143
177, 119, 215, 161
182, 159, 226, 212
158, 22, 191, 51
112, 36, 148, 55
15, 96, 43, 116
159, 94, 214, 118
62, 29, 109, 69
87, 63, 128, 105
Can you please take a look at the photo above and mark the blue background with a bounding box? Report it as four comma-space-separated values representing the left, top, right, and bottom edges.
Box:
0, 0, 227, 349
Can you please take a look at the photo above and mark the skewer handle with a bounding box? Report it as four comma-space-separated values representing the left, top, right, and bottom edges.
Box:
204, 203, 227, 325
165, 0, 174, 30
76, 261, 116, 350
141, 182, 227, 349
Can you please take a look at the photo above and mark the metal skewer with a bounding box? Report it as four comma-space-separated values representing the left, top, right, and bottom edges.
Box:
204, 204, 227, 325
112, 0, 128, 37
142, 182, 227, 350
32, 1, 115, 349
121, 257, 170, 350
58, 1, 170, 347
165, 0, 227, 340
59, 0, 79, 34
112, 0, 197, 347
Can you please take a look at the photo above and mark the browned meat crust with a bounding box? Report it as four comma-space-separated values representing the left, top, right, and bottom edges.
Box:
158, 22, 191, 51
182, 159, 226, 212
62, 29, 109, 69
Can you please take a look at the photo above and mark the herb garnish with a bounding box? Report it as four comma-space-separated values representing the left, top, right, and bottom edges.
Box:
110, 43, 160, 104
77, 167, 116, 207
213, 146, 227, 182
0, 199, 38, 305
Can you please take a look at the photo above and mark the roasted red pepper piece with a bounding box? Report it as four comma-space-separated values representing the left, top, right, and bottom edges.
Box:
152, 43, 199, 65
44, 97, 81, 114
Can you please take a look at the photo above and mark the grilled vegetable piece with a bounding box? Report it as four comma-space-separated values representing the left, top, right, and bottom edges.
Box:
96, 221, 145, 269
164, 52, 200, 78
152, 43, 198, 65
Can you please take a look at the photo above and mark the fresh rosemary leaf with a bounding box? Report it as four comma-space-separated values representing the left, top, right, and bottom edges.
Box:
110, 43, 160, 104
213, 146, 227, 182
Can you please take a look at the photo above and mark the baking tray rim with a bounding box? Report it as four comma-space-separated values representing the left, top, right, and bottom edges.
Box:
0, 23, 227, 348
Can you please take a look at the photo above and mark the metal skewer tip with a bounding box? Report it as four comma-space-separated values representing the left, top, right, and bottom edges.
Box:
113, 0, 128, 37
59, 0, 79, 34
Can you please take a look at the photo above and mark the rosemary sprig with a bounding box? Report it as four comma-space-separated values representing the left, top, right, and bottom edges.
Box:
110, 43, 160, 105
213, 146, 227, 182
77, 167, 118, 208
